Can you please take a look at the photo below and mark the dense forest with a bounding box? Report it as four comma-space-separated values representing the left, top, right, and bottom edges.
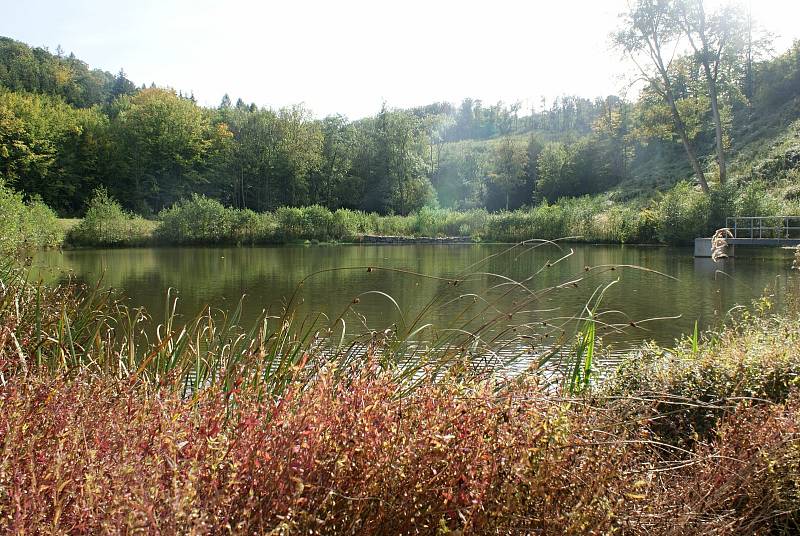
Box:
1, 0, 800, 220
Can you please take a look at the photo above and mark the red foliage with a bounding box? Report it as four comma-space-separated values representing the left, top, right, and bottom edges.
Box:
0, 371, 643, 534
1, 365, 798, 534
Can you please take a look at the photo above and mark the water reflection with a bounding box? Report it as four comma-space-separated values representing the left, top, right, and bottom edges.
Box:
31, 243, 797, 351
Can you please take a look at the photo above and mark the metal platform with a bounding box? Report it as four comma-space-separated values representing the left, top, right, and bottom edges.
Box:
694, 216, 800, 257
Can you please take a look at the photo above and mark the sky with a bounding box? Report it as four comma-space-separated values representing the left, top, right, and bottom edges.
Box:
2, 0, 799, 119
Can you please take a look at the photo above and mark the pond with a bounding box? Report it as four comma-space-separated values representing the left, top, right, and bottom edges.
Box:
31, 243, 798, 354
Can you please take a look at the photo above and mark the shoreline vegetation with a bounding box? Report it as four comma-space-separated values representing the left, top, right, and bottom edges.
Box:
2, 179, 797, 252
1, 257, 799, 532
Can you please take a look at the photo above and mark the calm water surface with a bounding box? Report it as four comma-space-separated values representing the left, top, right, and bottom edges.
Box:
31, 243, 798, 353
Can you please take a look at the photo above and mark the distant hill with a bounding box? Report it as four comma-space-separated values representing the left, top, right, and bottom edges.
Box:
0, 36, 137, 108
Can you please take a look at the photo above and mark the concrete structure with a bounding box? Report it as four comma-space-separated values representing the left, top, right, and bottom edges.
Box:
694, 216, 800, 257
694, 237, 800, 257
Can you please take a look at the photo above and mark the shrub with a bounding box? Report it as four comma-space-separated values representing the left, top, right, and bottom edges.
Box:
449, 208, 488, 237
68, 188, 153, 247
331, 208, 363, 240
274, 206, 307, 241
604, 313, 800, 446
414, 206, 438, 236
648, 398, 800, 534
373, 213, 414, 237
736, 179, 782, 218
23, 197, 63, 248
233, 209, 276, 244
301, 205, 336, 241
595, 205, 640, 243
654, 181, 709, 244
157, 194, 233, 244
156, 195, 279, 245
0, 182, 63, 253
706, 181, 738, 231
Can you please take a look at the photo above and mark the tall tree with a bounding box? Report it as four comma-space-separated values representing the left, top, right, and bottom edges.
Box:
489, 136, 527, 210
312, 115, 356, 208
0, 91, 109, 213
675, 0, 745, 184
614, 0, 710, 193
359, 106, 432, 214
226, 107, 279, 210
593, 95, 631, 180
525, 135, 545, 203
108, 88, 216, 212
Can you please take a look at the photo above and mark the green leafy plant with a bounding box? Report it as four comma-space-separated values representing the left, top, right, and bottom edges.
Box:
68, 188, 154, 246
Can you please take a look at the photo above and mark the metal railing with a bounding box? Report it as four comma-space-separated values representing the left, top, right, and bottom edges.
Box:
724, 216, 800, 239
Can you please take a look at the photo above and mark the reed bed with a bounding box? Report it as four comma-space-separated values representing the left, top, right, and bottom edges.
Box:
1, 251, 800, 533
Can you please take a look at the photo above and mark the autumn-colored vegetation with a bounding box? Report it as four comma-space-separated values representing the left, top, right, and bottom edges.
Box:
1, 261, 799, 533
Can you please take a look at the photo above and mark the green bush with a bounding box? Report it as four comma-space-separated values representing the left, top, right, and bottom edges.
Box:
0, 181, 63, 253
736, 180, 782, 218
410, 208, 488, 237
158, 194, 236, 244
594, 205, 646, 243
232, 209, 276, 245
302, 205, 337, 241
604, 313, 800, 446
414, 207, 438, 236
373, 214, 414, 237
485, 205, 570, 242
273, 206, 307, 241
24, 198, 64, 248
653, 182, 710, 244
272, 205, 365, 242
68, 188, 153, 247
704, 182, 738, 232
331, 209, 364, 240
157, 195, 278, 245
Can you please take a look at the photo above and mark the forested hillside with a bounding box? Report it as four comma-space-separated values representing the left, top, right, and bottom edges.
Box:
1, 0, 799, 221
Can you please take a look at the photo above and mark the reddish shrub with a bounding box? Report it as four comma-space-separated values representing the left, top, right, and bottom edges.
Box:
0, 371, 646, 534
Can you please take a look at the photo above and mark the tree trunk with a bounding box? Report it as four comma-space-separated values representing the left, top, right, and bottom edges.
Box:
665, 92, 710, 193
703, 64, 727, 184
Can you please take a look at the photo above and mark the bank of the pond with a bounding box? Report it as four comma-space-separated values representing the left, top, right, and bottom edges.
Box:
1, 260, 799, 533
2, 178, 798, 252
53, 181, 800, 249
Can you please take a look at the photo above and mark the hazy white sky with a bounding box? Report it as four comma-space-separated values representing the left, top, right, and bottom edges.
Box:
2, 0, 798, 118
